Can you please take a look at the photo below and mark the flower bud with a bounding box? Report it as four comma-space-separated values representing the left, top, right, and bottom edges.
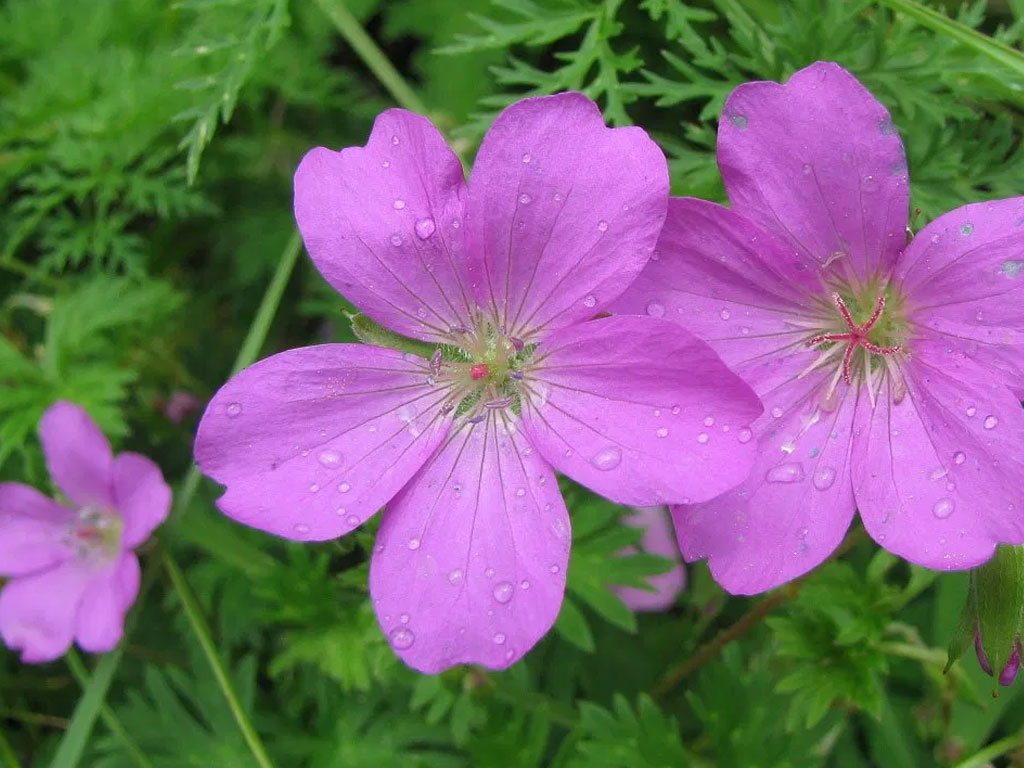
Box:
974, 631, 1022, 687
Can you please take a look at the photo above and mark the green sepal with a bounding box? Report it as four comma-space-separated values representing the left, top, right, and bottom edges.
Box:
975, 545, 1024, 693
944, 572, 977, 674
349, 313, 437, 358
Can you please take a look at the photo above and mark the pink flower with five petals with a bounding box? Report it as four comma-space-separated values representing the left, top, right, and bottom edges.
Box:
614, 62, 1024, 594
0, 402, 170, 662
195, 93, 762, 671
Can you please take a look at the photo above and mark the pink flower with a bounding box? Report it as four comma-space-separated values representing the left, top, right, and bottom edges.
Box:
195, 93, 762, 672
0, 402, 171, 662
613, 62, 1024, 594
613, 507, 685, 612
162, 390, 203, 424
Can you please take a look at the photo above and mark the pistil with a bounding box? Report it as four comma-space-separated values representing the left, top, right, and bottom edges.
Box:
807, 293, 901, 385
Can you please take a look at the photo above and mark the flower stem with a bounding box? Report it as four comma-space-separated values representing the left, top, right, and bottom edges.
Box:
0, 728, 19, 768
313, 0, 429, 114
952, 734, 1022, 768
162, 552, 275, 768
65, 650, 154, 768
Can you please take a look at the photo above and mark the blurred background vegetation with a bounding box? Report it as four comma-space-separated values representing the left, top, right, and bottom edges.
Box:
3, 0, 1024, 765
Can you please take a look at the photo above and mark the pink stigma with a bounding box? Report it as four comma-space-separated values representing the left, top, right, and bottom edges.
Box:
807, 293, 901, 384
470, 363, 490, 380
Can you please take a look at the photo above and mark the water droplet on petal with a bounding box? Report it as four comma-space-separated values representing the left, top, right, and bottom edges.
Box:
393, 199, 405, 210
448, 568, 463, 585
1003, 259, 1024, 278
518, 193, 532, 205
728, 113, 748, 130
390, 234, 402, 246
294, 523, 311, 534
485, 567, 495, 579
720, 309, 731, 320
766, 462, 805, 484
346, 515, 358, 526
389, 627, 414, 649
318, 450, 342, 468
549, 564, 560, 574
953, 451, 966, 465
984, 415, 998, 429
812, 466, 837, 490
696, 432, 709, 444
960, 222, 974, 236
521, 152, 531, 163
771, 407, 783, 419
646, 301, 665, 317
381, 159, 390, 168
520, 580, 530, 590
493, 582, 513, 604
703, 416, 714, 427
582, 295, 597, 308
493, 632, 506, 645
738, 428, 753, 443
391, 135, 400, 145
415, 218, 436, 239
515, 487, 526, 497
597, 220, 608, 232
338, 481, 351, 493
933, 498, 956, 519
399, 613, 409, 624
408, 538, 421, 550
966, 405, 977, 417
591, 446, 622, 471
226, 402, 242, 417
657, 427, 669, 438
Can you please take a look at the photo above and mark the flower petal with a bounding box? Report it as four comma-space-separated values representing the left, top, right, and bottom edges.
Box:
613, 507, 685, 612
718, 61, 908, 280
0, 561, 90, 663
294, 110, 471, 342
465, 92, 668, 340
370, 413, 569, 673
896, 197, 1024, 396
520, 316, 762, 506
38, 401, 114, 508
674, 374, 859, 595
0, 484, 73, 577
75, 552, 140, 653
111, 453, 171, 549
852, 341, 1024, 570
194, 345, 453, 541
611, 197, 825, 385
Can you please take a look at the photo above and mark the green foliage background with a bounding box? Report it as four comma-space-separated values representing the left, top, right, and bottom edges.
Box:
2, 0, 1024, 765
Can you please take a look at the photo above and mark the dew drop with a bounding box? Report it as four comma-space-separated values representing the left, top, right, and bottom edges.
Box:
415, 218, 436, 239
391, 135, 400, 146
966, 405, 977, 417
719, 308, 731, 320
960, 222, 974, 236
703, 416, 715, 427
591, 446, 622, 471
953, 451, 966, 465
582, 295, 597, 308
597, 220, 608, 232
309, 483, 320, 493
493, 632, 506, 645
318, 450, 342, 468
518, 193, 532, 205
346, 514, 358, 526
1003, 259, 1024, 278
771, 407, 784, 419
766, 462, 805, 484
407, 538, 421, 550
393, 199, 405, 210
738, 428, 753, 443
812, 466, 837, 491
390, 234, 402, 246
399, 613, 409, 624
515, 487, 526, 498
447, 568, 464, 585
728, 113, 748, 130
389, 627, 415, 649
929, 467, 948, 481
801, 163, 812, 175
338, 481, 351, 493
549, 564, 560, 574
294, 523, 311, 534
696, 432, 709, 444
656, 427, 669, 438
485, 567, 495, 579
646, 301, 665, 317
520, 580, 530, 590
226, 402, 242, 417
984, 415, 999, 429
493, 582, 514, 604
381, 159, 390, 168
521, 152, 531, 163
671, 405, 680, 415
933, 497, 956, 519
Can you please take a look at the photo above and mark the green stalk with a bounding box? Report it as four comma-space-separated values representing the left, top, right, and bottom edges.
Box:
876, 0, 1024, 82
163, 553, 274, 768
65, 651, 154, 768
313, 0, 430, 114
953, 734, 1022, 768
0, 728, 19, 768
48, 649, 125, 768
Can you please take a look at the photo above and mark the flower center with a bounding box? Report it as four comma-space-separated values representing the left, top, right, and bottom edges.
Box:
70, 506, 122, 563
800, 282, 910, 405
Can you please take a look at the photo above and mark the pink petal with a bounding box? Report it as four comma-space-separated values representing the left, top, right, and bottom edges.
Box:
465, 92, 668, 340
294, 110, 472, 343
896, 197, 1024, 396
369, 414, 569, 673
194, 344, 452, 541
75, 552, 140, 653
611, 197, 826, 388
520, 316, 762, 506
718, 61, 908, 281
613, 507, 685, 612
0, 561, 90, 663
852, 340, 1024, 570
38, 401, 114, 508
0, 484, 73, 577
111, 453, 171, 549
674, 373, 859, 595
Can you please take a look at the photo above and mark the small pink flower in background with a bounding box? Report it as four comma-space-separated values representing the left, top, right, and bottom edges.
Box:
195, 93, 762, 672
0, 402, 171, 662
614, 61, 1024, 594
614, 507, 685, 612
163, 390, 202, 424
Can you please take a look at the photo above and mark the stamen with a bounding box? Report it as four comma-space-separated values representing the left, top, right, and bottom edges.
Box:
470, 363, 490, 380
832, 292, 857, 332
808, 292, 902, 386
484, 396, 514, 410
862, 294, 886, 333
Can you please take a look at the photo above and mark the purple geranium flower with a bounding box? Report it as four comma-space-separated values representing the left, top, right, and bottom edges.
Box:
0, 402, 171, 662
195, 93, 762, 672
613, 62, 1024, 594
613, 507, 685, 612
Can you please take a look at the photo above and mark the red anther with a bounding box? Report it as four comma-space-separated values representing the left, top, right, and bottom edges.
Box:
811, 292, 900, 385
76, 527, 100, 541
470, 363, 490, 380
